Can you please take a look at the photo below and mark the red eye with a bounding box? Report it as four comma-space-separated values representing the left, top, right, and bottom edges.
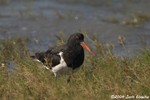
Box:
76, 36, 79, 39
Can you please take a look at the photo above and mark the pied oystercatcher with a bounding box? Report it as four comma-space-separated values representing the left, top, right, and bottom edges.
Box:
31, 33, 95, 77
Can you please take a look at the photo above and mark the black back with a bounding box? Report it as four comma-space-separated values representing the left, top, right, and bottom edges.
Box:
31, 33, 85, 70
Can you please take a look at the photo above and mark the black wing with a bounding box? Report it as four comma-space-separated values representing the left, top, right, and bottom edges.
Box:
31, 52, 46, 64
45, 45, 65, 55
45, 45, 66, 67
31, 44, 66, 67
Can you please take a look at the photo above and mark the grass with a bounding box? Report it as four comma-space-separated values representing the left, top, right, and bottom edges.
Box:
0, 37, 150, 100
0, 0, 10, 5
122, 12, 150, 27
100, 12, 150, 27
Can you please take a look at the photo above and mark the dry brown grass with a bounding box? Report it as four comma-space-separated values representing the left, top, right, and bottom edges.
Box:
0, 37, 150, 100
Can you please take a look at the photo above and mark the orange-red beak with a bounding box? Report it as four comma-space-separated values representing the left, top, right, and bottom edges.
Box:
80, 42, 95, 56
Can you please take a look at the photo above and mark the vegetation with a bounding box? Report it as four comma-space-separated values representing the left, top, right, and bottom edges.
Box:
0, 36, 150, 100
0, 0, 10, 5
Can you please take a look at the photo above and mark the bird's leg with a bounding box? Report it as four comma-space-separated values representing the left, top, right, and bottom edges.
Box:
54, 72, 57, 77
67, 70, 74, 83
67, 75, 71, 83
55, 76, 58, 87
53, 72, 58, 87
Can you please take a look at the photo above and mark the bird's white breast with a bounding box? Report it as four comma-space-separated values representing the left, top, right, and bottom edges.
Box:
51, 52, 69, 77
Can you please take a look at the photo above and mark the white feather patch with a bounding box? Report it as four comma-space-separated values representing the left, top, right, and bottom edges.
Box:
51, 52, 68, 77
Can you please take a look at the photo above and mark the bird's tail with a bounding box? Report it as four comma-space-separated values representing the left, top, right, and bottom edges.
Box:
30, 52, 46, 64
30, 55, 36, 59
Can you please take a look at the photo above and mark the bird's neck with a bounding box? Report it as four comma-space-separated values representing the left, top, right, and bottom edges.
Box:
67, 43, 80, 49
67, 44, 83, 55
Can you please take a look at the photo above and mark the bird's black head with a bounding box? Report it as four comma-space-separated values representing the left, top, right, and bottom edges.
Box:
67, 33, 84, 46
67, 33, 95, 56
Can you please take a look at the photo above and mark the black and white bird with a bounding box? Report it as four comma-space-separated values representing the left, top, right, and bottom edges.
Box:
31, 33, 95, 77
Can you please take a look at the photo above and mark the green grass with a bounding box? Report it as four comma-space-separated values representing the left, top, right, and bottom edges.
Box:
0, 37, 150, 100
